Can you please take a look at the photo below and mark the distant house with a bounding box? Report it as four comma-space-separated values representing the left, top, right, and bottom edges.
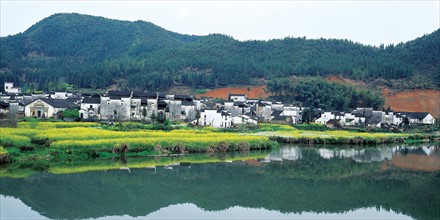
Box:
99, 91, 132, 121
271, 110, 291, 124
79, 97, 100, 119
4, 82, 21, 94
193, 109, 233, 128
232, 114, 258, 126
228, 94, 247, 102
256, 101, 272, 122
25, 98, 79, 118
325, 119, 342, 129
50, 91, 74, 99
315, 111, 345, 125
398, 112, 435, 125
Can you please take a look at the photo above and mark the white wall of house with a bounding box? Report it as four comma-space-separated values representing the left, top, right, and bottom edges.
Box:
344, 113, 365, 126
80, 103, 100, 119
196, 110, 232, 128
229, 95, 247, 102
4, 82, 21, 94
181, 105, 196, 121
316, 112, 333, 124
272, 103, 284, 111
422, 114, 435, 125
51, 92, 69, 99
232, 115, 257, 125
25, 100, 55, 118
100, 97, 131, 120
130, 98, 142, 120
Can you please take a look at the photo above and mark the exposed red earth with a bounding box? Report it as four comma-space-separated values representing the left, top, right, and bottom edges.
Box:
196, 85, 269, 99
196, 76, 439, 117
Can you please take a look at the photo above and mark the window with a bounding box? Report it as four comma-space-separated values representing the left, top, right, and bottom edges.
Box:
114, 110, 117, 115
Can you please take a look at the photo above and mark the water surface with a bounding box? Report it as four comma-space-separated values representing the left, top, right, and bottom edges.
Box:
1, 145, 439, 219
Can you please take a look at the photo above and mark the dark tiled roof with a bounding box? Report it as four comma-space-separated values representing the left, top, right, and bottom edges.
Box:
332, 111, 345, 116
398, 112, 430, 120
83, 97, 100, 104
174, 94, 193, 101
0, 101, 9, 108
234, 101, 245, 107
37, 98, 79, 108
107, 91, 131, 97
369, 112, 383, 125
182, 100, 195, 106
271, 110, 287, 121
133, 92, 157, 99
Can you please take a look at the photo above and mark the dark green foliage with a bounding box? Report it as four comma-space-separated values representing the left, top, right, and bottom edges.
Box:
0, 13, 438, 91
63, 109, 79, 118
268, 77, 384, 111
294, 123, 327, 131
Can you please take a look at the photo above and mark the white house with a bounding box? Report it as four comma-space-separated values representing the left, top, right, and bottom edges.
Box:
232, 114, 258, 126
50, 91, 73, 99
398, 112, 435, 125
194, 109, 233, 128
100, 95, 131, 121
228, 94, 247, 102
79, 97, 100, 119
4, 82, 21, 94
25, 98, 79, 118
281, 106, 303, 124
315, 111, 345, 125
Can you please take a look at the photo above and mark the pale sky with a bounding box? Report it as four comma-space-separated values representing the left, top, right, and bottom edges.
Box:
1, 0, 439, 46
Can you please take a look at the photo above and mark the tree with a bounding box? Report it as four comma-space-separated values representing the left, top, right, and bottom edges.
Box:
63, 109, 79, 118
142, 106, 147, 121
195, 110, 201, 126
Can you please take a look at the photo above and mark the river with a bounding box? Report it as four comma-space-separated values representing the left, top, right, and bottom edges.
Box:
1, 144, 439, 219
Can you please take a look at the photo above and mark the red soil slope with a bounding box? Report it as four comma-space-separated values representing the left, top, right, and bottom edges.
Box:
383, 89, 440, 117
197, 76, 439, 118
196, 85, 269, 99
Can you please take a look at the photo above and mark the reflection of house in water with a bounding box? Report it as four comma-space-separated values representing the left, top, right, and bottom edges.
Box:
352, 148, 393, 163
261, 147, 302, 162
260, 146, 438, 167
318, 148, 393, 163
391, 146, 440, 172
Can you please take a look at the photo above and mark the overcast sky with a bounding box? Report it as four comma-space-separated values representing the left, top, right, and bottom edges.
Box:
1, 1, 439, 46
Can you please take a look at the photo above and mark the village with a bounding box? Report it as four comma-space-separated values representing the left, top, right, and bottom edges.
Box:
0, 82, 436, 129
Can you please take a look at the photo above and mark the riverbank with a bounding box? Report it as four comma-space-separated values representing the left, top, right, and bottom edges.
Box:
0, 122, 437, 166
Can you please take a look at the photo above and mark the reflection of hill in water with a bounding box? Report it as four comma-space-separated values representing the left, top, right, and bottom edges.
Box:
1, 148, 439, 220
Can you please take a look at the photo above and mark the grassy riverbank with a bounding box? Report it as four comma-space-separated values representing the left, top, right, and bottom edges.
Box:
0, 122, 276, 165
0, 122, 436, 165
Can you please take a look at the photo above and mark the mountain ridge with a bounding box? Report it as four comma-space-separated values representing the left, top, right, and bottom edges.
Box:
1, 13, 438, 91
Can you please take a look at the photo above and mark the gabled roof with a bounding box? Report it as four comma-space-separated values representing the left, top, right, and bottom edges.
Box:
182, 100, 195, 106
83, 97, 100, 104
271, 110, 288, 121
369, 111, 383, 125
132, 92, 157, 99
107, 91, 131, 98
234, 101, 246, 107
174, 94, 193, 101
32, 98, 79, 108
331, 111, 345, 116
398, 112, 430, 120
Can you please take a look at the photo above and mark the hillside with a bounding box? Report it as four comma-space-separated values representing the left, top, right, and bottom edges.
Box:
1, 13, 439, 92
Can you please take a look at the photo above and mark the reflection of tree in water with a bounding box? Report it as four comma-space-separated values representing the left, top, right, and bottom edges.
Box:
1, 151, 439, 220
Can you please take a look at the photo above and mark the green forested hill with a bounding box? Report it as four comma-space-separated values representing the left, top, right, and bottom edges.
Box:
0, 13, 438, 91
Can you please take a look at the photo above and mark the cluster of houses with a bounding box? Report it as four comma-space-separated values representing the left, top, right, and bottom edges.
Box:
0, 82, 436, 128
